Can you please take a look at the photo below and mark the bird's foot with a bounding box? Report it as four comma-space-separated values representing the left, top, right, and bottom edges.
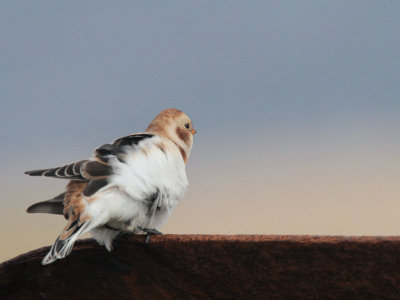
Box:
138, 227, 163, 235
137, 226, 163, 245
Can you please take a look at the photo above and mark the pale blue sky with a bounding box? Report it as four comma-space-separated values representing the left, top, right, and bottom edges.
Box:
1, 1, 400, 261
2, 1, 399, 154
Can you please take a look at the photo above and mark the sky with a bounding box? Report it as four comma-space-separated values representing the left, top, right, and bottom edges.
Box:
1, 1, 400, 262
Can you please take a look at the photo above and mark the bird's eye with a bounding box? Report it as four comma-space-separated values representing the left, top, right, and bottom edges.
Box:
184, 123, 190, 129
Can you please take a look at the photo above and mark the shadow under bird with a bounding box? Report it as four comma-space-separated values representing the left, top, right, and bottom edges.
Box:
25, 108, 196, 265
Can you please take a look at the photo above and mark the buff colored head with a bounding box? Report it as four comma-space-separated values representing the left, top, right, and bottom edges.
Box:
146, 108, 196, 161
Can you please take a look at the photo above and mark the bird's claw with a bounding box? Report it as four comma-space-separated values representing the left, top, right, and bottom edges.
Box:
139, 227, 163, 235
137, 226, 163, 245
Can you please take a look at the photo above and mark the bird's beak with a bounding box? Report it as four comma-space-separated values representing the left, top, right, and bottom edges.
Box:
191, 128, 197, 135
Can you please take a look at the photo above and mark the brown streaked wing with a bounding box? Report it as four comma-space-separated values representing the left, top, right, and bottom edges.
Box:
82, 180, 109, 197
81, 161, 113, 180
112, 133, 154, 148
26, 192, 66, 216
25, 160, 88, 181
63, 180, 88, 218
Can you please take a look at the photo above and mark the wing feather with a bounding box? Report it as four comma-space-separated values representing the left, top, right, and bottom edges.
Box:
81, 161, 113, 179
82, 180, 109, 197
27, 192, 66, 215
25, 133, 155, 183
25, 160, 88, 181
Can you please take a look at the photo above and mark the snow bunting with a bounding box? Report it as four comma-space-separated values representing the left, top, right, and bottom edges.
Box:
25, 108, 196, 265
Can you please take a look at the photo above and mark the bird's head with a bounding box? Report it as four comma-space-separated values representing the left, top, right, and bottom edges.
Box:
146, 108, 196, 162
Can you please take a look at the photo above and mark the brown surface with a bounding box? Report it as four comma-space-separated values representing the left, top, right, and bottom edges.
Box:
2, 235, 400, 299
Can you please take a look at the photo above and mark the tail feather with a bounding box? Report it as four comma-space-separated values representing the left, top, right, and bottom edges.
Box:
27, 193, 65, 215
42, 219, 92, 265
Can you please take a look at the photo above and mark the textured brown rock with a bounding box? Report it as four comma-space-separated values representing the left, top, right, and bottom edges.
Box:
1, 235, 400, 299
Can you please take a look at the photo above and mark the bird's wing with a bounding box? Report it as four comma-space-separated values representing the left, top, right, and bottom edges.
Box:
24, 159, 112, 181
26, 192, 66, 215
25, 133, 156, 198
94, 133, 155, 163
24, 160, 88, 180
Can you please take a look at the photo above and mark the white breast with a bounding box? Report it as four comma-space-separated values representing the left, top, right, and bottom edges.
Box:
86, 135, 188, 232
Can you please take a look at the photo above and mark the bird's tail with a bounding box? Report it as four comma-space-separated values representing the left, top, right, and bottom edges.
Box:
42, 217, 92, 265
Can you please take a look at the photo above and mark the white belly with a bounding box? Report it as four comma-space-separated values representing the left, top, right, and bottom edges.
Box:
85, 136, 188, 250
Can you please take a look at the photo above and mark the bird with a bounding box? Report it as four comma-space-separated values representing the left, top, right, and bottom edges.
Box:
25, 108, 196, 265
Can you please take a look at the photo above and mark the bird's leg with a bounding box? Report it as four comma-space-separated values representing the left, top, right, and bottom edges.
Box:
139, 227, 163, 235
137, 226, 163, 245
